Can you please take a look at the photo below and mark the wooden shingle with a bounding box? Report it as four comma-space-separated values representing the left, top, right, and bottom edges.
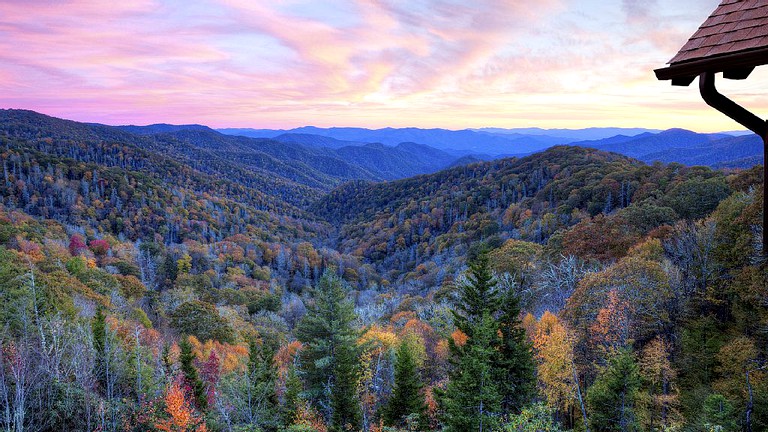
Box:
655, 0, 768, 83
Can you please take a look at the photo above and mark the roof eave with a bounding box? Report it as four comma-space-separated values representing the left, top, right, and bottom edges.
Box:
655, 47, 768, 86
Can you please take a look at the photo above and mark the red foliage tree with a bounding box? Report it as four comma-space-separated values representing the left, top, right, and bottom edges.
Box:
88, 239, 110, 257
68, 234, 87, 256
199, 351, 221, 408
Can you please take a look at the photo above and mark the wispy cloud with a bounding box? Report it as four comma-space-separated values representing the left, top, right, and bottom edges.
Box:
0, 0, 763, 131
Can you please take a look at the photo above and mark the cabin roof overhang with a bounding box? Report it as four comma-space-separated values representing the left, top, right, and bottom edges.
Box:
654, 0, 768, 256
655, 0, 768, 86
654, 46, 768, 86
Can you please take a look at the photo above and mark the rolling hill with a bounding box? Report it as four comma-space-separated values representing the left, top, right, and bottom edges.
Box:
0, 110, 473, 203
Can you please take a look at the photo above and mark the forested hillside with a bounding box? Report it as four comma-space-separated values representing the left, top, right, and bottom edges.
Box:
0, 110, 765, 432
314, 146, 736, 286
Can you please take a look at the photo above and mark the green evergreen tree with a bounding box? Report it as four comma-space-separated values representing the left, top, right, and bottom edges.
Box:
92, 307, 107, 390
296, 272, 362, 432
179, 337, 208, 412
383, 339, 427, 429
330, 338, 361, 432
248, 338, 279, 431
453, 252, 500, 334
282, 363, 303, 425
161, 342, 173, 379
440, 312, 503, 432
439, 251, 535, 430
698, 394, 739, 432
496, 287, 536, 413
586, 348, 642, 432
92, 307, 106, 357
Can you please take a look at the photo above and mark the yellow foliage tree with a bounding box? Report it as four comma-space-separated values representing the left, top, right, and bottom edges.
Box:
533, 312, 577, 416
637, 336, 682, 431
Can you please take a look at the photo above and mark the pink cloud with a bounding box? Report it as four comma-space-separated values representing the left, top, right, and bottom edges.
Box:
0, 0, 765, 131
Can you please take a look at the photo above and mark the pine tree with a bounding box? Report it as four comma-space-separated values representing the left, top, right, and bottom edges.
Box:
453, 252, 500, 334
586, 348, 641, 432
330, 339, 362, 432
92, 307, 106, 357
440, 312, 503, 432
282, 364, 303, 425
248, 338, 279, 430
439, 251, 535, 430
179, 337, 208, 412
383, 339, 427, 429
92, 307, 107, 390
698, 394, 738, 431
496, 286, 536, 413
295, 272, 362, 432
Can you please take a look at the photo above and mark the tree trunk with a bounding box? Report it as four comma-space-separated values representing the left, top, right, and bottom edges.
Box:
572, 359, 590, 432
746, 369, 754, 432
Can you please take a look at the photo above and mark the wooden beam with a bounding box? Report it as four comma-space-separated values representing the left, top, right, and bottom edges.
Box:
724, 67, 755, 80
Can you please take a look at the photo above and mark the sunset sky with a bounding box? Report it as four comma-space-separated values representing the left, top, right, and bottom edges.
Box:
1, 0, 766, 131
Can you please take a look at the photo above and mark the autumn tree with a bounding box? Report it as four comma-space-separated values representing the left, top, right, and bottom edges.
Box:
68, 234, 87, 256
155, 378, 207, 432
533, 312, 584, 427
589, 290, 632, 362
177, 253, 192, 275
357, 326, 398, 429
637, 337, 681, 430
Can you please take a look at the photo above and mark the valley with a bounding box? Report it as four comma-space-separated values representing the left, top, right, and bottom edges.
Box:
0, 108, 765, 431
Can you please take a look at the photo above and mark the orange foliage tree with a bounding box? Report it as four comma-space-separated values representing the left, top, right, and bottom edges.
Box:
155, 378, 207, 432
589, 289, 633, 361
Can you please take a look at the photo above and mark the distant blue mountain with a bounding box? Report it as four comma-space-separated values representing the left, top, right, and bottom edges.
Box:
272, 133, 365, 149
115, 123, 214, 134
220, 125, 763, 169
218, 126, 565, 155
641, 134, 764, 168
588, 128, 729, 158
569, 128, 762, 168
474, 127, 661, 141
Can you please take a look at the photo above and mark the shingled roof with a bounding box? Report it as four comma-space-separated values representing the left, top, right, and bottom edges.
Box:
655, 0, 768, 85
654, 0, 767, 256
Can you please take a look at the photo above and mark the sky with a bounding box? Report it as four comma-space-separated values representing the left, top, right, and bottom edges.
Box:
1, 0, 766, 131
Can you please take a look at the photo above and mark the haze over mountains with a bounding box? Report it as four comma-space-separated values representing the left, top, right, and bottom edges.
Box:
220, 124, 764, 169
